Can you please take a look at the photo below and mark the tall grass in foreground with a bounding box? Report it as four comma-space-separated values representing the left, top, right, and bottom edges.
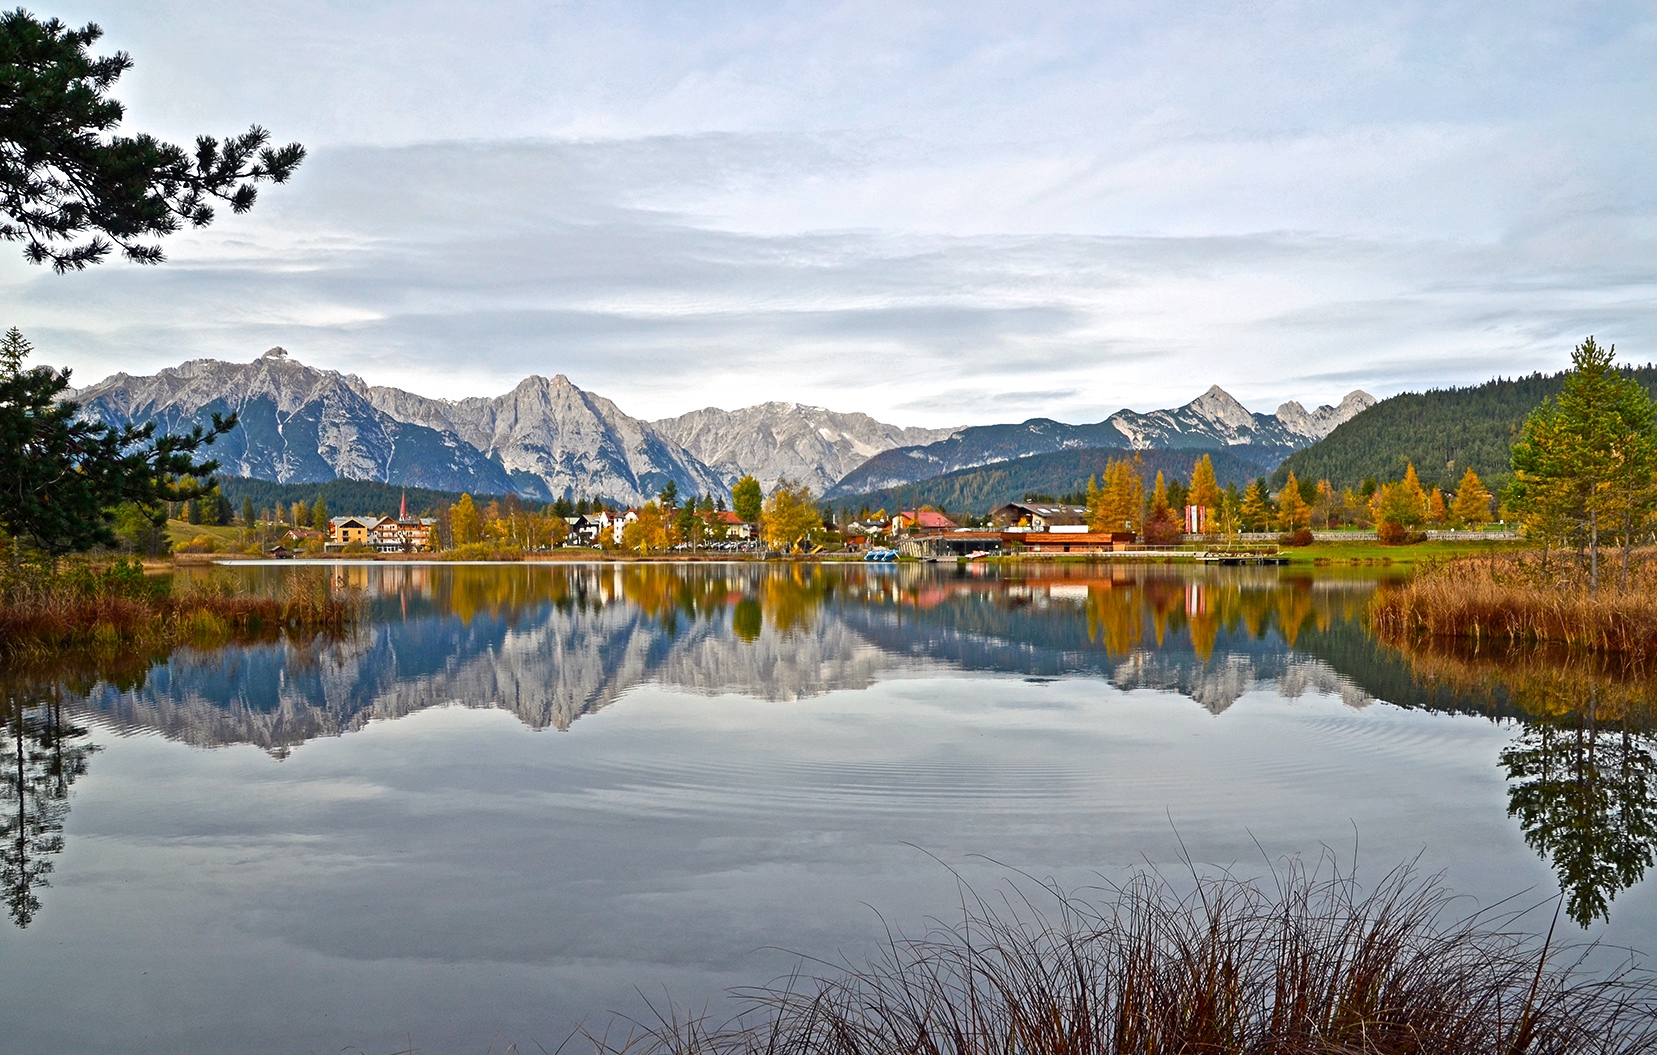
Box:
0, 558, 354, 662
1370, 553, 1657, 661
592, 859, 1657, 1055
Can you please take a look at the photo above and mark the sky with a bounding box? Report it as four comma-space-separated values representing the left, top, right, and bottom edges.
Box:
3, 1, 1655, 426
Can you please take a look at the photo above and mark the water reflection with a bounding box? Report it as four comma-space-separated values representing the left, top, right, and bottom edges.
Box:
96, 564, 1387, 750
1381, 636, 1657, 926
5, 561, 1657, 930
1, 685, 96, 927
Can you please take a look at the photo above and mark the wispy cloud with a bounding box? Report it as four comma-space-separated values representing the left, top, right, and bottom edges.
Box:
7, 2, 1657, 425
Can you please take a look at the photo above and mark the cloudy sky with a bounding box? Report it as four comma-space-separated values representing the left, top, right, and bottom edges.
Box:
4, 1, 1654, 426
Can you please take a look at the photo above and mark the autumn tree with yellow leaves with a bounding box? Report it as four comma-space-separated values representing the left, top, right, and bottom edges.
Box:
761, 478, 823, 552
1451, 467, 1492, 527
1189, 454, 1222, 511
1276, 471, 1311, 533
1086, 457, 1145, 534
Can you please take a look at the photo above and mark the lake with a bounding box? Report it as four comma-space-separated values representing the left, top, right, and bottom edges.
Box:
2, 560, 1654, 1054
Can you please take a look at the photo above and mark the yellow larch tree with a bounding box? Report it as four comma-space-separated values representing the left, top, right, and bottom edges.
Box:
1276, 471, 1311, 532
1189, 454, 1222, 510
1451, 467, 1492, 527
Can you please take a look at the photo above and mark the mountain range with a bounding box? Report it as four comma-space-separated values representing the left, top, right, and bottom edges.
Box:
70, 348, 1372, 505
824, 386, 1373, 498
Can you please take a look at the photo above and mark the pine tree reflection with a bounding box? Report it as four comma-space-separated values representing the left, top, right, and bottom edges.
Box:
1503, 704, 1657, 926
1385, 639, 1657, 927
1, 686, 96, 928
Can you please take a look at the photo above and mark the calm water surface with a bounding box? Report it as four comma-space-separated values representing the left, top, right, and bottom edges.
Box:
3, 561, 1654, 1054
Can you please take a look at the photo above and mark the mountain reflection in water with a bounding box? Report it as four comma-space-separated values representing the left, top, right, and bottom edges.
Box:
79, 563, 1386, 753
2, 561, 1655, 932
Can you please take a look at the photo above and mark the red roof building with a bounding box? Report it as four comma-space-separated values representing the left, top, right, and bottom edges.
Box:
892, 509, 957, 533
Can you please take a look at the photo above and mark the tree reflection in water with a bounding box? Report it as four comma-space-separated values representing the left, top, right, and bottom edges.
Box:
1385, 636, 1657, 927
1503, 708, 1657, 926
1, 686, 96, 927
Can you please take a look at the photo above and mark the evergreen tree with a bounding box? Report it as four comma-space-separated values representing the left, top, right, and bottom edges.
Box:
0, 11, 303, 271
0, 328, 233, 556
309, 497, 328, 533
1510, 337, 1657, 590
240, 496, 255, 526
675, 501, 697, 547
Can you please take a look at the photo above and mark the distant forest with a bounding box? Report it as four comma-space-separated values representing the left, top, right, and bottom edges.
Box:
216, 477, 506, 518
829, 447, 1274, 516
1273, 365, 1657, 493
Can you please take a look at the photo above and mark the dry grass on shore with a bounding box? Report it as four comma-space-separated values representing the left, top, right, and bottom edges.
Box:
0, 559, 354, 662
592, 858, 1657, 1055
1369, 552, 1657, 661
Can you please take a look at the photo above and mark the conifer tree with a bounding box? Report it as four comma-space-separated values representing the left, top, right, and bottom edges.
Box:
1451, 467, 1490, 527
1427, 488, 1450, 525
1189, 454, 1222, 510
1400, 463, 1428, 520
1239, 479, 1275, 531
0, 328, 233, 557
449, 494, 480, 546
1510, 337, 1657, 589
0, 11, 303, 270
1088, 458, 1144, 534
1276, 471, 1311, 532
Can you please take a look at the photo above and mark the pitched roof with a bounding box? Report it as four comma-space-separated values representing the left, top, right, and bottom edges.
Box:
900, 509, 957, 528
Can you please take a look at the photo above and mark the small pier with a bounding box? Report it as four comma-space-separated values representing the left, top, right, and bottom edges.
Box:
1196, 551, 1289, 566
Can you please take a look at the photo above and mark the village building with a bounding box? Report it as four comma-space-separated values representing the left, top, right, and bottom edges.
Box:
712, 510, 752, 540
566, 511, 612, 546
891, 509, 957, 534
1016, 531, 1137, 554
326, 512, 437, 553
990, 501, 1089, 531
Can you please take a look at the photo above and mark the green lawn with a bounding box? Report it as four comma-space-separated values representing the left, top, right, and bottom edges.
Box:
165, 519, 247, 548
1282, 538, 1528, 566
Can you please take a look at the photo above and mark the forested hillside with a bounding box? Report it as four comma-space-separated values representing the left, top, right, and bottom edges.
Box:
829, 447, 1273, 517
1273, 366, 1657, 492
216, 477, 509, 518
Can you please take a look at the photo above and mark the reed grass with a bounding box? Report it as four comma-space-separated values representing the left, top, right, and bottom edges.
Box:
1370, 553, 1657, 661
589, 857, 1657, 1055
0, 558, 354, 661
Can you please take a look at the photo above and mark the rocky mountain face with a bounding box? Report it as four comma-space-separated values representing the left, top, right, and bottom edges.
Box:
71, 350, 520, 494
70, 349, 1375, 504
652, 403, 956, 493
1108, 385, 1375, 449
362, 374, 727, 502
72, 349, 724, 503
70, 349, 941, 503
826, 385, 1373, 498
